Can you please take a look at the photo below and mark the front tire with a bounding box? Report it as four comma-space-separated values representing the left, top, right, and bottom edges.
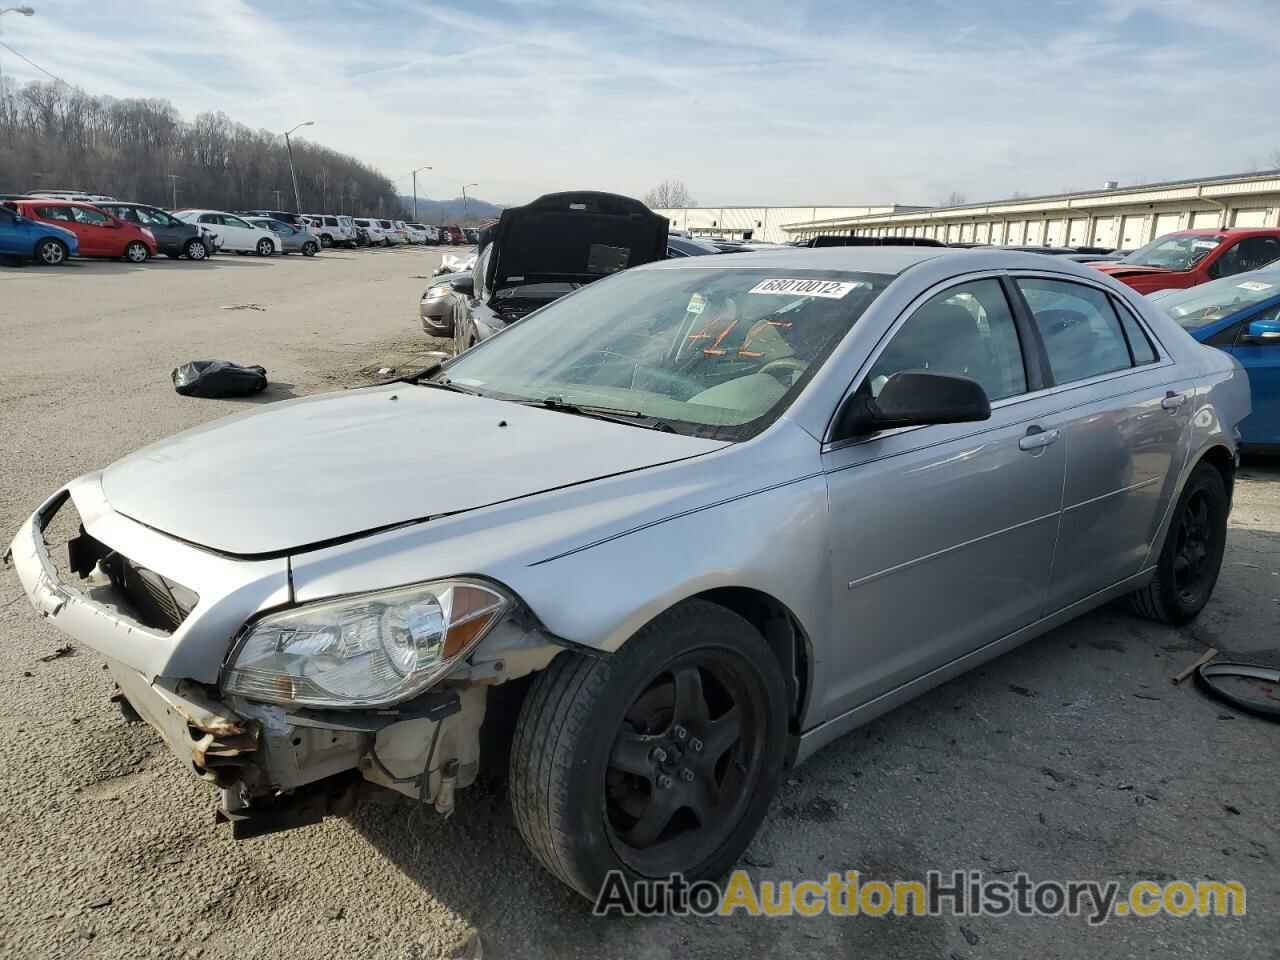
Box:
34, 238, 68, 266
256, 238, 274, 257
303, 241, 318, 257
1130, 461, 1228, 624
124, 241, 150, 263
510, 600, 789, 900
185, 238, 208, 261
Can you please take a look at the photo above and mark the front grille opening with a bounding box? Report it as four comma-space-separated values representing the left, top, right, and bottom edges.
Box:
40, 495, 199, 633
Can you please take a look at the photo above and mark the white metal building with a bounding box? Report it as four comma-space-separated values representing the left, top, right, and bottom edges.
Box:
653, 204, 928, 243
781, 171, 1280, 247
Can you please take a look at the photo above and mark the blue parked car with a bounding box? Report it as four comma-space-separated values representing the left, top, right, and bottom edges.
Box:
1150, 267, 1280, 452
0, 202, 79, 265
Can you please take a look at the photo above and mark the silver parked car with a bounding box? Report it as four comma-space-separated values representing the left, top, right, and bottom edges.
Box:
248, 217, 320, 256
6, 248, 1249, 900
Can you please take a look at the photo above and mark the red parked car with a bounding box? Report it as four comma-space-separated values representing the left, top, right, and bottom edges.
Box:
1094, 228, 1280, 294
442, 224, 466, 244
9, 198, 158, 263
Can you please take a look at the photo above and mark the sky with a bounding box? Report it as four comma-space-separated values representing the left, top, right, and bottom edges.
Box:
0, 0, 1276, 208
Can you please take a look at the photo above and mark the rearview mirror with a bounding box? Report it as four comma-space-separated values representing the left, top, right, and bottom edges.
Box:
449, 276, 475, 296
1242, 318, 1280, 346
836, 371, 991, 438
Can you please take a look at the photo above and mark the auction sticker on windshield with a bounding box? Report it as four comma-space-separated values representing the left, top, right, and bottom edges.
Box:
749, 278, 860, 298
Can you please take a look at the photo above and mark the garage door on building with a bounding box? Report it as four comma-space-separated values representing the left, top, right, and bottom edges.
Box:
1233, 208, 1271, 228
1044, 219, 1067, 246
1025, 220, 1045, 245
1093, 216, 1119, 248
1119, 215, 1148, 249
1152, 212, 1182, 240
1067, 218, 1088, 246
1190, 210, 1222, 230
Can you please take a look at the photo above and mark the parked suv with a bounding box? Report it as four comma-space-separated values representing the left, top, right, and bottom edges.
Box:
0, 202, 80, 265
1096, 228, 1280, 293
303, 214, 356, 248
9, 199, 157, 262
98, 202, 214, 261
353, 218, 388, 245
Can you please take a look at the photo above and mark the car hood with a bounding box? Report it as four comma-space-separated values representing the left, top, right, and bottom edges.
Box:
487, 190, 668, 290
100, 384, 726, 557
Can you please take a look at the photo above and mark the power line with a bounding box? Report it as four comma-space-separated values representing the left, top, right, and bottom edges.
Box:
0, 37, 69, 86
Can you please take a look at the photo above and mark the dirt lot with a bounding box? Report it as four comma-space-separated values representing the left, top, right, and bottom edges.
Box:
0, 248, 1277, 960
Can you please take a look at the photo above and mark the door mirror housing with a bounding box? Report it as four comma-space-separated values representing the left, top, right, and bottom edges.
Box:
1241, 318, 1280, 346
836, 371, 992, 439
449, 276, 474, 296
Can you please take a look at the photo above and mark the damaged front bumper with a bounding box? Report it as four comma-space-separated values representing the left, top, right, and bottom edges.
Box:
6, 476, 547, 836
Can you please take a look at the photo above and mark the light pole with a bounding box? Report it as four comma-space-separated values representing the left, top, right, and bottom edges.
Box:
165, 173, 181, 210
0, 7, 35, 96
283, 120, 313, 214
272, 188, 282, 210
462, 182, 478, 226
410, 165, 431, 221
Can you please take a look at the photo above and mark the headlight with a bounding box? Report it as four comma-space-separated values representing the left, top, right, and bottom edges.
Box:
424, 285, 452, 300
222, 579, 510, 708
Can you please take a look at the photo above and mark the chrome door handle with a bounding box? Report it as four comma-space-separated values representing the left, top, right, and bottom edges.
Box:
1018, 427, 1060, 451
1161, 391, 1186, 411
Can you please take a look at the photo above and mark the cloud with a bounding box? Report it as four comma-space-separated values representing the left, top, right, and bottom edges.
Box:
0, 0, 1274, 205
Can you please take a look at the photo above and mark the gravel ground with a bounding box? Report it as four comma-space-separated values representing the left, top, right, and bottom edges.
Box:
0, 248, 1277, 960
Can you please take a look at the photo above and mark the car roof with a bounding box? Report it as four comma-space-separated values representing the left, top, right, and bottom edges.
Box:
16, 197, 104, 208
638, 244, 1116, 280
1169, 227, 1280, 237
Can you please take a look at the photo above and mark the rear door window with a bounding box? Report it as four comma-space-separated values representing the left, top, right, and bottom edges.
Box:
1016, 278, 1133, 384
37, 206, 75, 221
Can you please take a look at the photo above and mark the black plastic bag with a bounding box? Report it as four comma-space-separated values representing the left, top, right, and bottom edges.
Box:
171, 360, 268, 398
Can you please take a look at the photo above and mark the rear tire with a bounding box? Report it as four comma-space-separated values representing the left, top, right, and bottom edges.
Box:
320, 234, 332, 248
1129, 461, 1228, 624
34, 238, 68, 266
509, 600, 789, 900
124, 241, 150, 264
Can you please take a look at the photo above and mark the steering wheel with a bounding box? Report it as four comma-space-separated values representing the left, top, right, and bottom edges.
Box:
758, 356, 808, 386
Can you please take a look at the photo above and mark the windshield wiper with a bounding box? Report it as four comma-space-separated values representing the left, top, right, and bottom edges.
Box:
522, 395, 677, 432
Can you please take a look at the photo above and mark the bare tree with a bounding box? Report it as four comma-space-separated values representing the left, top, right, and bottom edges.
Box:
643, 179, 696, 209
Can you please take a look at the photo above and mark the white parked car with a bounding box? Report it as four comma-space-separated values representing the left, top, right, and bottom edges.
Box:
353, 218, 388, 246
391, 220, 414, 244
304, 214, 356, 248
176, 210, 278, 256
404, 223, 432, 244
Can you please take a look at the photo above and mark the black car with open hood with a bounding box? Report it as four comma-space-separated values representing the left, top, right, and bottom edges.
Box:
450, 191, 669, 350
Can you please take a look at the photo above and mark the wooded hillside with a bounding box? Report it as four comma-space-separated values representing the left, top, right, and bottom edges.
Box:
0, 80, 405, 216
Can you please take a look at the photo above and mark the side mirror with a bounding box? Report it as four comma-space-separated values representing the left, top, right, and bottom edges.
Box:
835, 371, 991, 438
1241, 318, 1280, 346
449, 276, 475, 297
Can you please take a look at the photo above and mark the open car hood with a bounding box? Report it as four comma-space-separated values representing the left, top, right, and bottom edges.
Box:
100, 384, 724, 557
486, 191, 668, 292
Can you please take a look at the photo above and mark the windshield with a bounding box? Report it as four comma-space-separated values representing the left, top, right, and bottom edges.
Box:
440, 267, 891, 440
1122, 234, 1222, 271
1152, 268, 1280, 331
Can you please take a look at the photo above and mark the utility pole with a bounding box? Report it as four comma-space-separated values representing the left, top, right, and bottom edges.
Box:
411, 165, 431, 221
283, 120, 313, 214
166, 173, 181, 209
462, 182, 478, 226
272, 188, 282, 210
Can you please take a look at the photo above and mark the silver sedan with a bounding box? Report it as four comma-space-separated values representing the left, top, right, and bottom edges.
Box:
248, 217, 320, 256
7, 247, 1249, 900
